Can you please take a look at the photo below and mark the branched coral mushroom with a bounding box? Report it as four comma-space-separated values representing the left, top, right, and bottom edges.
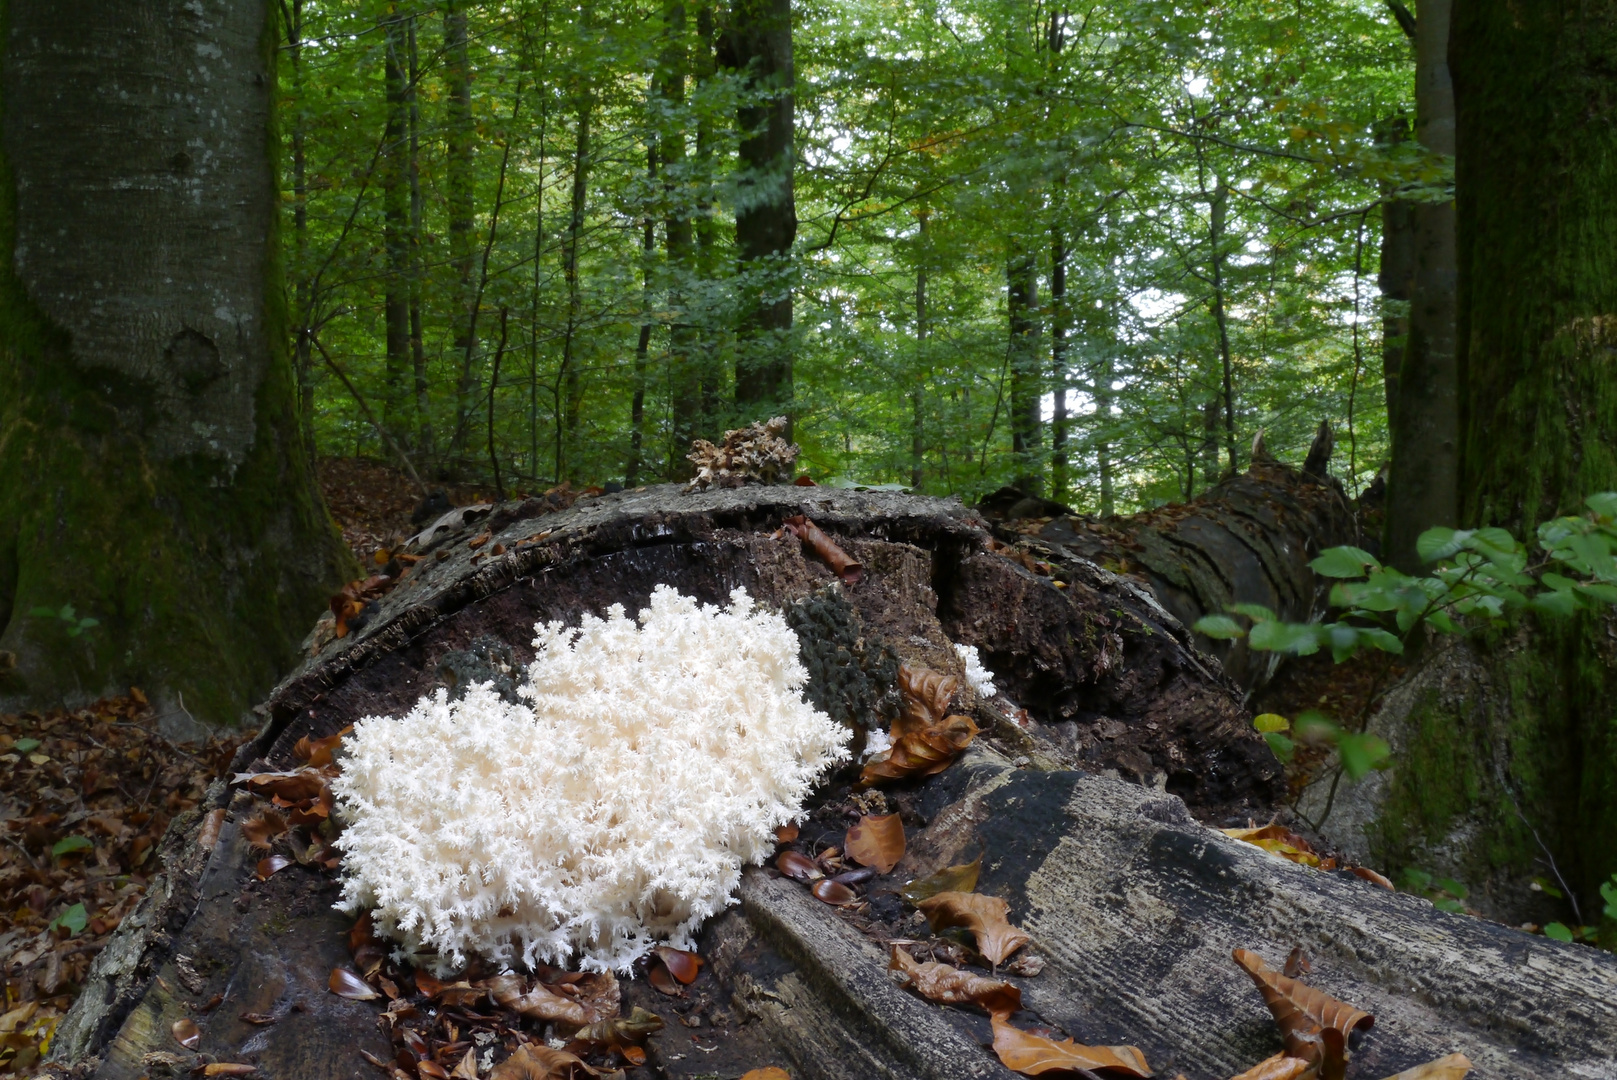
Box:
332, 586, 849, 974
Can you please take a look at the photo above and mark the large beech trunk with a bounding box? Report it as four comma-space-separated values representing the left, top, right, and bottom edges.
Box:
51, 482, 1617, 1078
0, 0, 350, 723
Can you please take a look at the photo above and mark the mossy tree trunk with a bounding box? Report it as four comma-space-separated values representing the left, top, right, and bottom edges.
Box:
1352, 0, 1617, 929
0, 0, 352, 724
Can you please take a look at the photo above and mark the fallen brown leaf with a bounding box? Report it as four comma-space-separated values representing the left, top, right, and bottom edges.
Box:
898, 663, 958, 726
647, 964, 682, 997
241, 808, 288, 849
860, 713, 979, 785
782, 515, 863, 584
329, 966, 380, 1001
172, 1017, 201, 1049
846, 813, 906, 874
1283, 947, 1312, 979
889, 946, 1021, 1018
1230, 1053, 1312, 1080
570, 1006, 664, 1055
1233, 948, 1372, 1071
293, 728, 350, 767
1223, 825, 1322, 869
452, 1048, 480, 1078
256, 854, 292, 880
777, 850, 823, 882
1378, 1054, 1472, 1080
653, 946, 702, 984
201, 1066, 258, 1077
990, 1014, 1152, 1077
238, 1012, 277, 1025
775, 823, 799, 843
740, 1070, 791, 1080
811, 878, 859, 905
916, 891, 1031, 965
197, 807, 227, 851
233, 769, 328, 803
486, 973, 590, 1025
902, 856, 983, 904
1349, 866, 1396, 890
419, 1061, 451, 1079
489, 1042, 599, 1079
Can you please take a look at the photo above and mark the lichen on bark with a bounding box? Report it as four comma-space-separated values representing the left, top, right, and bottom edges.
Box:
0, 0, 352, 723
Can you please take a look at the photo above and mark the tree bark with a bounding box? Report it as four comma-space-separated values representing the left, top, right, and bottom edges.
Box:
0, 0, 351, 722
444, 0, 478, 467
1006, 245, 1042, 495
1376, 117, 1416, 433
722, 0, 796, 428
382, 7, 411, 445
558, 92, 593, 482
1384, 0, 1458, 572
1208, 179, 1238, 474
662, 0, 703, 478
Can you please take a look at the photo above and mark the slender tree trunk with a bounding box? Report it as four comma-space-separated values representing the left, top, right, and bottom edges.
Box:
1006, 245, 1042, 495
286, 0, 315, 467
661, 0, 701, 475
0, 0, 351, 721
1096, 349, 1114, 517
694, 2, 722, 428
444, 0, 477, 467
408, 15, 430, 459
628, 147, 657, 488
559, 93, 593, 482
1377, 116, 1417, 433
1208, 180, 1238, 474
1050, 228, 1070, 503
912, 218, 928, 491
1385, 0, 1458, 571
382, 8, 410, 445
721, 0, 796, 429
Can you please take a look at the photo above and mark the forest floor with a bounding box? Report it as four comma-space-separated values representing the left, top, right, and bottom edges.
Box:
316, 457, 492, 563
0, 696, 248, 1076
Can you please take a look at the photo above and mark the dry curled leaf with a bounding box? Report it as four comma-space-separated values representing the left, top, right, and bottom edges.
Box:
916, 891, 1031, 965
489, 1043, 599, 1079
1349, 865, 1396, 890
990, 1014, 1152, 1077
889, 946, 1021, 1018
811, 878, 859, 905
1233, 948, 1372, 1070
201, 1066, 258, 1077
1223, 824, 1322, 869
1283, 947, 1312, 979
293, 728, 350, 767
240, 808, 287, 849
1230, 1054, 1312, 1080
898, 663, 958, 726
860, 713, 979, 785
452, 1048, 480, 1078
776, 850, 823, 882
233, 768, 329, 803
648, 963, 682, 997
197, 807, 226, 851
740, 1070, 791, 1080
653, 946, 702, 985
172, 1017, 201, 1049
256, 854, 292, 880
419, 1061, 451, 1080
572, 1005, 665, 1051
238, 1012, 277, 1026
775, 822, 799, 843
1378, 1054, 1472, 1080
846, 813, 906, 874
486, 973, 590, 1025
782, 515, 863, 584
329, 966, 380, 1001
902, 856, 982, 904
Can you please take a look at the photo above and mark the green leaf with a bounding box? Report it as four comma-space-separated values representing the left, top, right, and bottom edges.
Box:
13, 737, 40, 754
1337, 732, 1391, 780
1248, 620, 1322, 655
1585, 492, 1617, 520
29, 606, 56, 618
78, 617, 100, 630
1544, 922, 1575, 942
1310, 546, 1379, 578
1252, 713, 1290, 733
1532, 876, 1564, 900
1293, 711, 1339, 745
1433, 876, 1468, 900
1416, 527, 1466, 563
1400, 868, 1432, 892
49, 902, 88, 937
52, 835, 94, 858
1261, 732, 1294, 763
58, 603, 76, 620
1357, 627, 1405, 654
1230, 602, 1277, 622
1530, 590, 1578, 618
1600, 877, 1617, 921
1433, 897, 1466, 913
1192, 614, 1245, 640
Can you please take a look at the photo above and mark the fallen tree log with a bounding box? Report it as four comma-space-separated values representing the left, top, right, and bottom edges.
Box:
49, 481, 1616, 1080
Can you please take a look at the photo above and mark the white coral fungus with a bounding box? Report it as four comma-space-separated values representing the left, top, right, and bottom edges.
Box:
954, 642, 998, 698
332, 586, 849, 974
